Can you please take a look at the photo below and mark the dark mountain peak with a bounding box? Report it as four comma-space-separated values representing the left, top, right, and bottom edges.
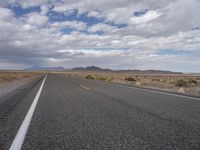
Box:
72, 66, 112, 72
71, 66, 182, 74
85, 66, 103, 70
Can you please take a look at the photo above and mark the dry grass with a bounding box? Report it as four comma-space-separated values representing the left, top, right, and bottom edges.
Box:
0, 71, 43, 85
65, 71, 200, 96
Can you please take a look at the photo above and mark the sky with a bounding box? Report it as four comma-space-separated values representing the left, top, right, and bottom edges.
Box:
0, 0, 200, 72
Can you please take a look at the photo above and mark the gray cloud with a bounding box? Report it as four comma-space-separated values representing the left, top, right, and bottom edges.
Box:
0, 1, 199, 72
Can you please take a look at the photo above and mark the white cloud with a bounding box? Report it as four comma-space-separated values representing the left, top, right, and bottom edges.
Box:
0, 1, 200, 72
24, 13, 48, 26
13, 0, 48, 8
0, 7, 14, 20
53, 2, 85, 13
88, 23, 119, 33
40, 4, 49, 15
130, 10, 162, 25
87, 11, 102, 18
51, 20, 87, 31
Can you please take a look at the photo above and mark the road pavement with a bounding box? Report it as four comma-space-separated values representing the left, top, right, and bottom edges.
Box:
0, 73, 200, 150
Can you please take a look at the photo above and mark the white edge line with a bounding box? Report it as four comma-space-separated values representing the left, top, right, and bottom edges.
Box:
9, 75, 47, 150
80, 85, 90, 90
111, 83, 200, 101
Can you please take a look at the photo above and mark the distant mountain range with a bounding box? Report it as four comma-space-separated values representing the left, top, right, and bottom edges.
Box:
72, 66, 183, 74
72, 66, 112, 72
115, 69, 183, 74
26, 66, 65, 71
26, 65, 183, 74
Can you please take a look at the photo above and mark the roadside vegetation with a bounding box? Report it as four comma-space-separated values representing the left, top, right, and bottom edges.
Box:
0, 72, 42, 85
67, 71, 200, 96
86, 75, 95, 79
124, 76, 137, 82
86, 74, 113, 82
175, 79, 188, 87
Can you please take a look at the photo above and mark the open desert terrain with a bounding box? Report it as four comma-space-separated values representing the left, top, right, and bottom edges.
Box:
65, 71, 200, 96
0, 71, 43, 85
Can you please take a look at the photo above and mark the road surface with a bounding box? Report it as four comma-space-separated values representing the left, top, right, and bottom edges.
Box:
0, 74, 200, 150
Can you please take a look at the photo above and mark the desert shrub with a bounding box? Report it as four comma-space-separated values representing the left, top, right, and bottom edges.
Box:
96, 76, 107, 81
161, 79, 167, 83
175, 79, 188, 87
105, 77, 114, 81
86, 75, 95, 80
125, 77, 136, 82
188, 79, 198, 85
1, 76, 17, 82
22, 75, 30, 78
152, 78, 160, 81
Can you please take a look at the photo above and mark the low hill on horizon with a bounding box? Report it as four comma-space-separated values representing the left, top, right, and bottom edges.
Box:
71, 66, 183, 74
25, 65, 183, 74
72, 66, 112, 72
26, 66, 65, 71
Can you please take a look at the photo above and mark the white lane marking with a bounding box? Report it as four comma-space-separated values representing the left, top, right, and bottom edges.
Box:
80, 85, 90, 90
9, 75, 47, 150
111, 83, 200, 101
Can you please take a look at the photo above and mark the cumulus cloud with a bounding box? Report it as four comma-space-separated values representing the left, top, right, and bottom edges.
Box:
51, 20, 87, 31
10, 0, 48, 8
23, 13, 48, 26
40, 4, 49, 15
87, 11, 102, 18
0, 7, 14, 20
130, 10, 162, 25
0, 0, 199, 72
88, 23, 120, 33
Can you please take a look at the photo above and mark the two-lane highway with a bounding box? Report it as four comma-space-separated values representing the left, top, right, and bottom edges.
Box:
0, 74, 200, 149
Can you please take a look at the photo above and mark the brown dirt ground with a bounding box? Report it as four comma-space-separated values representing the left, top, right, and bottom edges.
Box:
65, 71, 200, 96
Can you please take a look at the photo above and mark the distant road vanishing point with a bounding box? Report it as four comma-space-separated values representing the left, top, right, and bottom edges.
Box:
0, 73, 200, 150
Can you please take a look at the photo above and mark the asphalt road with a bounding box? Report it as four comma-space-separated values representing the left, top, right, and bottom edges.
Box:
0, 73, 200, 150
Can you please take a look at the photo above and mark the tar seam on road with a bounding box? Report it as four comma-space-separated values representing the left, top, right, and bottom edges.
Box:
80, 85, 90, 90
9, 75, 47, 150
112, 83, 200, 101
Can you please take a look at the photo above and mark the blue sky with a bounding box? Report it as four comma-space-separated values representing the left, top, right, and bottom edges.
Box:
0, 0, 200, 72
